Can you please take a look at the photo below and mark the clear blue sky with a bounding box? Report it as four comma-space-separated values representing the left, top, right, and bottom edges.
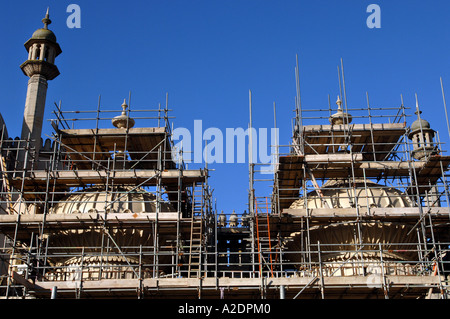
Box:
2, 1, 450, 216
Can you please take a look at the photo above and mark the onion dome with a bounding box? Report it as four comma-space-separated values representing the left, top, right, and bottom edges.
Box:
50, 186, 174, 214
286, 222, 418, 264
45, 186, 175, 278
289, 179, 413, 210
286, 179, 418, 268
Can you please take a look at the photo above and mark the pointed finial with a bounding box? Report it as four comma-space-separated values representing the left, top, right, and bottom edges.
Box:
112, 99, 135, 129
42, 7, 52, 29
336, 95, 342, 110
121, 99, 128, 114
329, 94, 352, 125
414, 93, 422, 117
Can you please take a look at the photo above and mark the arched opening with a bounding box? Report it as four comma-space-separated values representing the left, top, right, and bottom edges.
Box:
35, 44, 41, 60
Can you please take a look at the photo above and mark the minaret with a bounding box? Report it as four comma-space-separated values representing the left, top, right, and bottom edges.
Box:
20, 8, 61, 155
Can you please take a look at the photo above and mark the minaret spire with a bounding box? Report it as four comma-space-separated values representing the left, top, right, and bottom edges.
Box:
19, 10, 62, 159
42, 7, 51, 29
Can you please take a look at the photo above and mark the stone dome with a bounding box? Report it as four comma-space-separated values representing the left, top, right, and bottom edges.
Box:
50, 186, 175, 214
45, 186, 176, 278
287, 221, 418, 263
44, 225, 173, 278
410, 118, 431, 132
286, 179, 418, 268
31, 28, 57, 43
289, 179, 413, 210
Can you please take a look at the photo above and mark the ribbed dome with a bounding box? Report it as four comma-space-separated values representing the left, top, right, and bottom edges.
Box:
289, 179, 413, 209
45, 227, 173, 278
50, 186, 175, 214
287, 222, 418, 262
286, 179, 418, 268
45, 187, 176, 277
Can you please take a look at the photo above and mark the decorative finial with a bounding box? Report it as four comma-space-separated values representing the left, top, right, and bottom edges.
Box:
42, 7, 52, 29
413, 93, 423, 120
329, 94, 352, 125
112, 99, 135, 129
336, 95, 342, 111
121, 99, 128, 113
415, 109, 422, 117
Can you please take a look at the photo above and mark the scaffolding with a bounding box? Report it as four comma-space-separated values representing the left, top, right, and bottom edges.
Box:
1, 67, 450, 299
0, 98, 216, 298
244, 60, 450, 299
210, 84, 450, 298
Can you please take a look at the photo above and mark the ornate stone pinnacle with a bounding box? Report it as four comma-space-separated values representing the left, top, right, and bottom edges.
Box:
112, 99, 135, 129
42, 7, 52, 29
121, 99, 128, 114
336, 95, 342, 111
329, 95, 352, 125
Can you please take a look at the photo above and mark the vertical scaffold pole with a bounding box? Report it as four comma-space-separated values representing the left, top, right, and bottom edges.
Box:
440, 77, 450, 140
248, 90, 256, 276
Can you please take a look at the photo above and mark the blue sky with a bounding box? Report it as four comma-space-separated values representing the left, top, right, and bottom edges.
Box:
2, 1, 450, 216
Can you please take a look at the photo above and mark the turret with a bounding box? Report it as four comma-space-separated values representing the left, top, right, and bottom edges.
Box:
408, 109, 438, 160
20, 8, 61, 156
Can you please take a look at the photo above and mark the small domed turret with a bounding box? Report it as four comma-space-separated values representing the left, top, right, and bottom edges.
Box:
22, 8, 62, 68
218, 211, 227, 227
241, 210, 249, 227
408, 109, 438, 160
229, 210, 238, 227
